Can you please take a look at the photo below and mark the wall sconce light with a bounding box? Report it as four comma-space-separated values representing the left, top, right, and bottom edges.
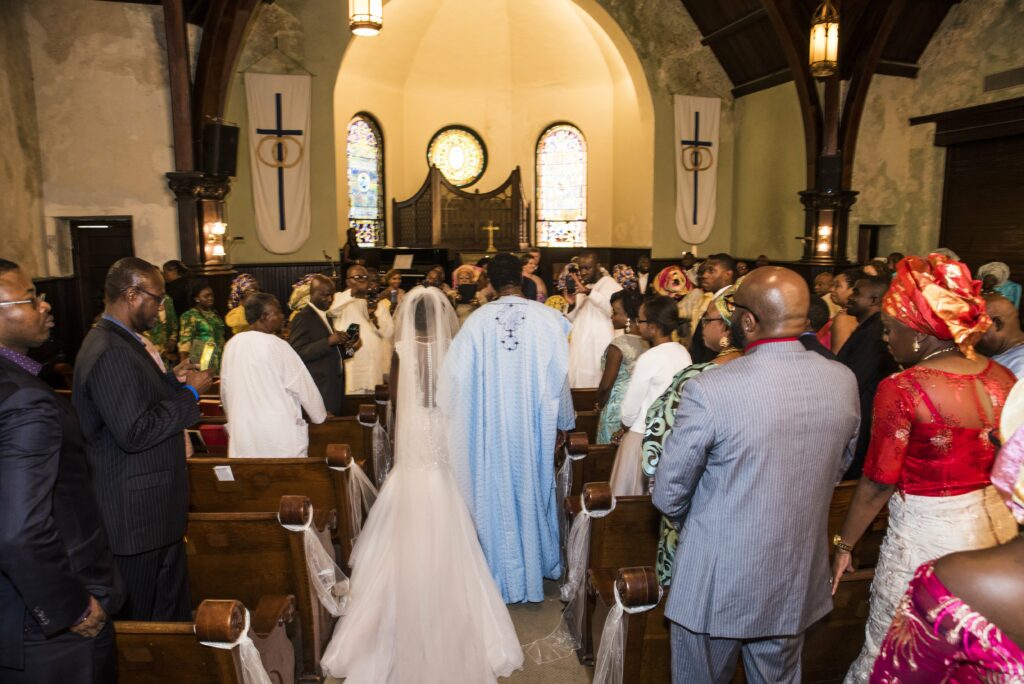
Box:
809, 0, 839, 78
815, 215, 834, 255
201, 200, 230, 266
349, 0, 383, 36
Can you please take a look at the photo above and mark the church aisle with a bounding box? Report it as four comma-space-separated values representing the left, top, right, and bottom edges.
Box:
323, 580, 592, 684
505, 580, 592, 684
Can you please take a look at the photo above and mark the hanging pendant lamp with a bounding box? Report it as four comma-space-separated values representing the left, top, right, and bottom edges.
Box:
349, 0, 383, 37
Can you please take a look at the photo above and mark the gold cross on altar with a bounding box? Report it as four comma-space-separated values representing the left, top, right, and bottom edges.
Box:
482, 222, 499, 253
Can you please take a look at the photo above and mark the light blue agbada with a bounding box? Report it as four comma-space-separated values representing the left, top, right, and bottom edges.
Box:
440, 296, 575, 603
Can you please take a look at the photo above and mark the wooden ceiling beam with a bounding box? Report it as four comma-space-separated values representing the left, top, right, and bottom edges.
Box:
839, 0, 908, 185
760, 0, 822, 188
700, 7, 769, 46
876, 59, 920, 78
730, 68, 792, 98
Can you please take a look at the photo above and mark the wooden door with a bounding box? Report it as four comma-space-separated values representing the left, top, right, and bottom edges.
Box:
70, 218, 134, 329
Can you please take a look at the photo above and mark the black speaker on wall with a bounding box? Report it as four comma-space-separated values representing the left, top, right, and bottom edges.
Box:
817, 154, 842, 193
201, 122, 240, 177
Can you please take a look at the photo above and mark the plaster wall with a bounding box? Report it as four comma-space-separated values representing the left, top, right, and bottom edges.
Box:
731, 82, 807, 262
22, 0, 181, 271
332, 0, 649, 250
0, 1, 45, 276
851, 0, 1024, 258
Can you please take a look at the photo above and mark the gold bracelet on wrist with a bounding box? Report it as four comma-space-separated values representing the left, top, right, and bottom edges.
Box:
832, 534, 854, 553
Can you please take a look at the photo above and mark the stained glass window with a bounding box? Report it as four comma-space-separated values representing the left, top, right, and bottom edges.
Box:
536, 124, 587, 247
347, 114, 384, 246
427, 126, 487, 188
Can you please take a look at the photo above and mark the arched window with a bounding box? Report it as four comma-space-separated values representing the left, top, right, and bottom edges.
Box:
535, 123, 587, 247
346, 113, 385, 246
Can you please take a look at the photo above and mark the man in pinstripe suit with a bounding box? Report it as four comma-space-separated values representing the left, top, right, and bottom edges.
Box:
73, 258, 213, 621
653, 267, 859, 684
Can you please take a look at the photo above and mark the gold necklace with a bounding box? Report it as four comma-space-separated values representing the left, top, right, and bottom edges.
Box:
920, 345, 958, 362
716, 347, 741, 358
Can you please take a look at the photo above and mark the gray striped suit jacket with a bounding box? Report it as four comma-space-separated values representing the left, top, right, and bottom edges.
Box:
73, 319, 200, 556
652, 340, 859, 639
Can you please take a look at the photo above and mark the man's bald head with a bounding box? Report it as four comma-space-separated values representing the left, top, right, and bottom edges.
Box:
309, 275, 336, 311
732, 267, 810, 343
978, 294, 1023, 356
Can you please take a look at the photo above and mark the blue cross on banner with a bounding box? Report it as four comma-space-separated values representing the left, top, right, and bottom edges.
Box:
256, 93, 305, 231
244, 72, 312, 254
679, 112, 714, 225
674, 95, 720, 244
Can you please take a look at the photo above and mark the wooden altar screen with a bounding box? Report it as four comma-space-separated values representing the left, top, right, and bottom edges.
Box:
392, 167, 530, 249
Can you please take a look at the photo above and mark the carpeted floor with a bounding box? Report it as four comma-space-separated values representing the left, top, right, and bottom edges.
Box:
325, 580, 592, 683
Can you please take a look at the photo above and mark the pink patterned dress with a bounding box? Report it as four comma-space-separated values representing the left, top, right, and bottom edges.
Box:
870, 561, 1024, 682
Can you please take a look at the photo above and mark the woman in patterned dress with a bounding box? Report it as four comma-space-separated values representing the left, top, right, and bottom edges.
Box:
641, 283, 742, 584
831, 254, 1018, 683
178, 280, 227, 374
595, 289, 648, 444
143, 294, 178, 364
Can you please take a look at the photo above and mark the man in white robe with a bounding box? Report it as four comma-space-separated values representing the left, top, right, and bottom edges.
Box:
220, 293, 326, 457
329, 264, 395, 394
567, 252, 622, 388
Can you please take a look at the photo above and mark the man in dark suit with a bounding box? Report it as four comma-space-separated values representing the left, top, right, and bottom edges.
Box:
74, 257, 213, 621
690, 254, 737, 363
289, 274, 356, 415
837, 275, 899, 479
636, 255, 654, 296
800, 296, 837, 360
0, 259, 124, 682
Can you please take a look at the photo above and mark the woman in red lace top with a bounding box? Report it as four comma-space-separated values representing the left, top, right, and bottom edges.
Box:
869, 392, 1024, 682
831, 254, 1019, 683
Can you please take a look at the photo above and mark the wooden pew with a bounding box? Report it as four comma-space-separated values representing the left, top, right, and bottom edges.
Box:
203, 383, 389, 422
561, 433, 617, 499
571, 387, 598, 412
193, 407, 378, 474
186, 496, 338, 682
573, 409, 600, 443
589, 566, 669, 684
187, 444, 366, 568
585, 480, 888, 683
564, 482, 661, 664
116, 597, 295, 684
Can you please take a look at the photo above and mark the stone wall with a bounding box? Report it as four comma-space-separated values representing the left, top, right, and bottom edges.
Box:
0, 1, 45, 275
22, 0, 180, 272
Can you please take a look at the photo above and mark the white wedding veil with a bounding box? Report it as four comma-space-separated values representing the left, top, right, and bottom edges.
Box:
391, 286, 460, 468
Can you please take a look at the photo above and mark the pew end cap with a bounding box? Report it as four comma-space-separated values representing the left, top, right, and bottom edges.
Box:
194, 599, 245, 643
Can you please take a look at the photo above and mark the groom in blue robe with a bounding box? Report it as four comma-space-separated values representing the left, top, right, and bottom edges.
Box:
441, 253, 575, 603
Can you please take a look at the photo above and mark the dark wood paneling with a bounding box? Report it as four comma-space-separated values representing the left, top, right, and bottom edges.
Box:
939, 135, 1024, 284
910, 97, 1024, 147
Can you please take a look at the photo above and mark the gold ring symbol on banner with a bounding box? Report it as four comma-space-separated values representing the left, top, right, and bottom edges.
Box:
257, 135, 304, 169
681, 145, 714, 172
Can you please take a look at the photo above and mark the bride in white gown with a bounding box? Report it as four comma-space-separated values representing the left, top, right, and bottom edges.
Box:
320, 285, 524, 683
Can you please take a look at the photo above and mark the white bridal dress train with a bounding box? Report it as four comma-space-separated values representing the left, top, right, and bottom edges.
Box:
320, 286, 524, 683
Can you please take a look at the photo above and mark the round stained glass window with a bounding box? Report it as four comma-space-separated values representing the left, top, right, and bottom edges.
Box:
426, 126, 487, 188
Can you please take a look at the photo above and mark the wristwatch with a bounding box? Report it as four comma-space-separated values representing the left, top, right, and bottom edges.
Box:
832, 534, 854, 553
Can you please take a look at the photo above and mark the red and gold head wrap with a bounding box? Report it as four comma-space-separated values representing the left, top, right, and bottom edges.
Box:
882, 253, 990, 358
652, 266, 693, 300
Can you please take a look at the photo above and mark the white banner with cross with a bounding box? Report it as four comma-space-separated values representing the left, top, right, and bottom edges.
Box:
674, 95, 720, 245
244, 73, 311, 254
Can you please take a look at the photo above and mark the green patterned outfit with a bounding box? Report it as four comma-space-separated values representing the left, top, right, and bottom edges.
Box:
641, 362, 716, 585
143, 295, 178, 359
178, 308, 226, 373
